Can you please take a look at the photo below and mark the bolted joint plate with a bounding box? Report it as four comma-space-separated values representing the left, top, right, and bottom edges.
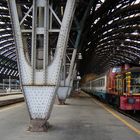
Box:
23, 86, 57, 120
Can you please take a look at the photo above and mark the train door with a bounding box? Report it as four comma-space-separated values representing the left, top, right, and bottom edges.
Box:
125, 72, 131, 95
115, 75, 123, 95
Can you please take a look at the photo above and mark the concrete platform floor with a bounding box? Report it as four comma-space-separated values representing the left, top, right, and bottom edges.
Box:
0, 92, 140, 140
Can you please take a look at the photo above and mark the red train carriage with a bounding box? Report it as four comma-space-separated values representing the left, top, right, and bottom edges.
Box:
107, 67, 140, 110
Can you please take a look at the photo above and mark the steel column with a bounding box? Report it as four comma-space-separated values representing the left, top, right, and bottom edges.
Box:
8, 0, 76, 131
56, 0, 94, 103
57, 49, 77, 104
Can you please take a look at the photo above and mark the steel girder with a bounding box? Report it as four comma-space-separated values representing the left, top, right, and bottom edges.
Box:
8, 0, 77, 131
57, 0, 97, 104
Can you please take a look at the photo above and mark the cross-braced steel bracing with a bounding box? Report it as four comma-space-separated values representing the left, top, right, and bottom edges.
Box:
1, 0, 95, 80
1, 0, 138, 76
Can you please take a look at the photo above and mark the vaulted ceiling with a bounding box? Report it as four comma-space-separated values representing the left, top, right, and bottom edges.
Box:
0, 0, 18, 79
79, 0, 140, 75
0, 0, 140, 78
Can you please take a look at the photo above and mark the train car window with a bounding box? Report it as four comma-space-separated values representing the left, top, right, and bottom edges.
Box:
103, 79, 105, 86
102, 79, 104, 86
93, 78, 105, 87
131, 72, 140, 94
99, 78, 105, 87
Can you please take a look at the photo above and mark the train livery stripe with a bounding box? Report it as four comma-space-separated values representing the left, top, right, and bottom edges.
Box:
92, 98, 140, 135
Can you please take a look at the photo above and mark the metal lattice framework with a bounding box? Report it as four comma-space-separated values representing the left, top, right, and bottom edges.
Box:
0, 0, 140, 78
0, 0, 92, 79
80, 0, 140, 75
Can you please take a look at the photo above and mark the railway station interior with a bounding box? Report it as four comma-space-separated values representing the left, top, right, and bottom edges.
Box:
1, 0, 140, 139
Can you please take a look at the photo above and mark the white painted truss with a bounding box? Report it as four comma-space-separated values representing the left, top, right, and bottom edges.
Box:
8, 0, 76, 123
57, 49, 77, 102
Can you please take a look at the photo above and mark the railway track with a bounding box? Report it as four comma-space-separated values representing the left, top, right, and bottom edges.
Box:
118, 109, 140, 123
91, 95, 140, 123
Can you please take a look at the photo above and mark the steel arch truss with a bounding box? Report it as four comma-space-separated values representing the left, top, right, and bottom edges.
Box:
0, 0, 18, 78
80, 0, 140, 75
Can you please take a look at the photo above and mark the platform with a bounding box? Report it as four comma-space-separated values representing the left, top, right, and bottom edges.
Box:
0, 92, 140, 140
0, 94, 24, 106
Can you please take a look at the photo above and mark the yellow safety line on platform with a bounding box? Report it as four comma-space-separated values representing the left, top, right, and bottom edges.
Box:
0, 103, 24, 112
92, 98, 140, 135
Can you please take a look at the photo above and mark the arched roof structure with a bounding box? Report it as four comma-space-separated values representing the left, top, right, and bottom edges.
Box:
79, 0, 140, 75
0, 0, 140, 78
0, 0, 18, 79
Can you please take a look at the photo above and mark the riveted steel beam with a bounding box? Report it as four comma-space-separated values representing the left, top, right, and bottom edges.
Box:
57, 0, 94, 104
8, 0, 76, 131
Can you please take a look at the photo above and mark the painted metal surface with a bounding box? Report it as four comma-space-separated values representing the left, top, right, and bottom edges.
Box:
8, 0, 76, 123
57, 0, 95, 102
57, 49, 77, 102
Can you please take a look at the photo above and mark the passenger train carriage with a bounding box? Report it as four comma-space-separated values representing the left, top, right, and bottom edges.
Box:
82, 66, 140, 111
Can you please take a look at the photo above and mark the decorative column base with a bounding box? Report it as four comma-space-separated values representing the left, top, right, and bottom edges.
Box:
57, 87, 69, 105
28, 119, 50, 132
58, 99, 66, 105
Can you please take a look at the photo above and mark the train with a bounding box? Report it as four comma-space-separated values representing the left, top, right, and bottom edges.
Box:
81, 66, 140, 111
